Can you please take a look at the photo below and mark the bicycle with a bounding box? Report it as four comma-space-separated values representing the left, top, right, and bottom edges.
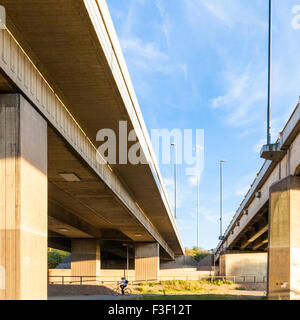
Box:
112, 282, 132, 296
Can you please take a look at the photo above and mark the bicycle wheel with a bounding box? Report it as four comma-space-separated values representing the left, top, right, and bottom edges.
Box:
113, 286, 121, 296
124, 287, 132, 295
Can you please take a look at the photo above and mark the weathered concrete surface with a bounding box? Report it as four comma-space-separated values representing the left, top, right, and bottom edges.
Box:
135, 243, 160, 281
71, 239, 101, 284
219, 252, 267, 283
0, 0, 184, 258
160, 255, 198, 269
198, 254, 214, 271
160, 254, 214, 271
268, 175, 300, 300
0, 94, 47, 300
0, 0, 187, 300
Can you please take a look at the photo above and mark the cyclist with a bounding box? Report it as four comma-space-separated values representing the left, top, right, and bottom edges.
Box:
120, 277, 128, 295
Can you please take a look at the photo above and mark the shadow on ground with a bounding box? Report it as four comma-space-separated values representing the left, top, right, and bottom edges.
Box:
48, 284, 114, 297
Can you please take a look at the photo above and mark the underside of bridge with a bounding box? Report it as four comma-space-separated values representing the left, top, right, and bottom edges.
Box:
228, 203, 268, 252
0, 0, 184, 300
0, 0, 183, 255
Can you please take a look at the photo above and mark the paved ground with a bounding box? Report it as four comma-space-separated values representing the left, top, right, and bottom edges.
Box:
48, 290, 265, 300
48, 294, 141, 300
48, 284, 115, 297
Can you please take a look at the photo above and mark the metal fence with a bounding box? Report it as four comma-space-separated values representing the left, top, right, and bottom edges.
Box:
48, 274, 267, 285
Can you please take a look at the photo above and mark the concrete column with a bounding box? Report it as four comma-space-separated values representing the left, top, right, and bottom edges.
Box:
135, 243, 160, 282
71, 239, 101, 284
268, 175, 300, 300
219, 252, 267, 282
0, 94, 48, 300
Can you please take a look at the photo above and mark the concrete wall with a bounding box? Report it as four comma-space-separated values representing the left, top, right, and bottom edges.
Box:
50, 252, 215, 283
160, 269, 213, 281
48, 268, 214, 283
135, 243, 160, 281
49, 269, 136, 284
101, 259, 135, 270
219, 252, 267, 282
49, 269, 73, 284
71, 240, 100, 278
160, 255, 198, 269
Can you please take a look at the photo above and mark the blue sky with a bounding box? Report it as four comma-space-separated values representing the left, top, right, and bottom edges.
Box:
106, 0, 300, 250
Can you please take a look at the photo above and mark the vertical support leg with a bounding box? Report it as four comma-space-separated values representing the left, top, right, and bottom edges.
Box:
268, 175, 300, 300
0, 94, 48, 300
71, 239, 101, 285
135, 243, 160, 282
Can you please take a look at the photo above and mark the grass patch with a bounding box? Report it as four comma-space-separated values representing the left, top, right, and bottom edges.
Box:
133, 294, 264, 301
134, 279, 235, 295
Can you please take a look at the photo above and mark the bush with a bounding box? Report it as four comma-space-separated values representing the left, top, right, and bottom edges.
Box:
139, 282, 147, 287
48, 248, 70, 269
185, 247, 210, 262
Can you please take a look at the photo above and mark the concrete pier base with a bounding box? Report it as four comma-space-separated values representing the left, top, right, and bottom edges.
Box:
135, 243, 160, 281
219, 252, 267, 282
71, 239, 101, 285
0, 94, 48, 300
268, 175, 300, 300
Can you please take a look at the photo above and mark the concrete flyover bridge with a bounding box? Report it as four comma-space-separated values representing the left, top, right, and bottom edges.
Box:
0, 0, 184, 300
215, 99, 300, 300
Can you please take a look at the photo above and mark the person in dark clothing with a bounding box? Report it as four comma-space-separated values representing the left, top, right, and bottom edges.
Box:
120, 277, 128, 295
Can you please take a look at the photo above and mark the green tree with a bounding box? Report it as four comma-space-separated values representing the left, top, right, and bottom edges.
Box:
48, 248, 70, 269
185, 247, 210, 262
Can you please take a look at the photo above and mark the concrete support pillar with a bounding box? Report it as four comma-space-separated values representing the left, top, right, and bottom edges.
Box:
135, 243, 160, 282
71, 239, 101, 284
268, 175, 300, 300
0, 94, 48, 300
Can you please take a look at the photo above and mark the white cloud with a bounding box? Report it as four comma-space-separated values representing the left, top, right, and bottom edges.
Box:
121, 37, 168, 61
120, 34, 187, 78
184, 0, 265, 29
115, 0, 188, 78
189, 176, 198, 187
253, 138, 266, 154
211, 68, 267, 127
201, 0, 227, 24
154, 0, 172, 51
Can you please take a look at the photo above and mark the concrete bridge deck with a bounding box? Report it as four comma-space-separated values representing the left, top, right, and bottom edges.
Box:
0, 0, 183, 300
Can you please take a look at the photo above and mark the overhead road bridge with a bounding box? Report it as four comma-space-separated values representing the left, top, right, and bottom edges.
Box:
215, 100, 300, 300
0, 0, 184, 300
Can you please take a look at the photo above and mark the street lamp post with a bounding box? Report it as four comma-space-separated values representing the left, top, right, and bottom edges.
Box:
195, 145, 201, 248
197, 174, 200, 248
267, 0, 272, 145
219, 160, 226, 240
260, 1, 281, 161
171, 143, 177, 219
126, 246, 129, 279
